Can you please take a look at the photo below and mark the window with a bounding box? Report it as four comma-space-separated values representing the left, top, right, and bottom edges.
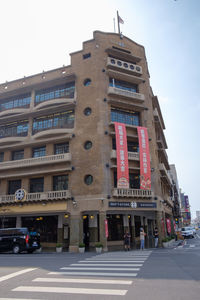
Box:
32, 111, 74, 134
54, 143, 69, 154
84, 107, 92, 116
8, 180, 21, 195
35, 82, 75, 105
84, 175, 93, 185
84, 141, 92, 150
0, 120, 29, 139
112, 139, 139, 152
83, 53, 91, 59
114, 172, 140, 189
32, 146, 46, 158
12, 150, 24, 160
111, 108, 139, 126
53, 175, 68, 191
30, 178, 44, 193
83, 79, 91, 86
0, 152, 4, 162
109, 78, 138, 93
0, 94, 31, 112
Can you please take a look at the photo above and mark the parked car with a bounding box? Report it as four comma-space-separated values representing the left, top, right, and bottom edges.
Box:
0, 227, 40, 254
181, 227, 194, 239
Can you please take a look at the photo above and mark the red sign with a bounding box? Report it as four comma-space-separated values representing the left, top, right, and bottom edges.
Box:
114, 122, 129, 188
137, 127, 151, 190
166, 218, 171, 234
105, 219, 108, 238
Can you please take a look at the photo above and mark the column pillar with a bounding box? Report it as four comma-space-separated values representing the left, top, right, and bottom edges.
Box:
69, 213, 82, 252
131, 215, 136, 248
16, 216, 21, 227
99, 211, 108, 251
156, 211, 164, 247
57, 214, 63, 244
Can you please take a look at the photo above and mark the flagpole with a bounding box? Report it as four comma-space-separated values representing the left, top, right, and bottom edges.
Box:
113, 18, 116, 33
117, 10, 120, 34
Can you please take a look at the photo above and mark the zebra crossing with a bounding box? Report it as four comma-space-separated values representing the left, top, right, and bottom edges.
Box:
10, 250, 152, 298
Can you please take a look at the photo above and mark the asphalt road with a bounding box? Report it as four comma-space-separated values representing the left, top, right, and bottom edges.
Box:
0, 233, 200, 300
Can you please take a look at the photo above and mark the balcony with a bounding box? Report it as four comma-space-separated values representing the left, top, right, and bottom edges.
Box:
107, 57, 142, 75
108, 86, 145, 103
159, 163, 172, 186
111, 150, 139, 161
153, 108, 165, 130
0, 190, 71, 204
113, 188, 153, 198
0, 153, 71, 171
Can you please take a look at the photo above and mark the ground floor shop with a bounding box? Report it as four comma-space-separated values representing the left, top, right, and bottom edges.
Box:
0, 200, 175, 251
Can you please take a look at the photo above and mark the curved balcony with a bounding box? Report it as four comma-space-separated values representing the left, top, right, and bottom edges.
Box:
111, 150, 139, 161
0, 136, 27, 146
108, 86, 145, 103
33, 98, 75, 111
0, 190, 71, 204
0, 153, 71, 170
33, 128, 74, 139
0, 107, 30, 118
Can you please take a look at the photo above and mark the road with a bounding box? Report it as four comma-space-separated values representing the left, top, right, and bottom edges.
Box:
0, 233, 200, 300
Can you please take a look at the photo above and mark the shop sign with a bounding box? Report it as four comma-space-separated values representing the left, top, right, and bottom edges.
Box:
114, 122, 129, 188
109, 201, 157, 208
15, 189, 26, 201
137, 126, 151, 190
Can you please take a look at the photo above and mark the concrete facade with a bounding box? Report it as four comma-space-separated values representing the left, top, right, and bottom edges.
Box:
0, 31, 177, 251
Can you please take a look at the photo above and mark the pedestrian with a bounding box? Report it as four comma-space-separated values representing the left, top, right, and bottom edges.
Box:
140, 227, 146, 250
124, 231, 131, 251
154, 227, 159, 248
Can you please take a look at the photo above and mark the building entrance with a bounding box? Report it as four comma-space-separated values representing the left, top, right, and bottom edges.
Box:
83, 215, 90, 249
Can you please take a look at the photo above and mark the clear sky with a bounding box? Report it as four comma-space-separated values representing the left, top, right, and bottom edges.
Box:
0, 0, 199, 217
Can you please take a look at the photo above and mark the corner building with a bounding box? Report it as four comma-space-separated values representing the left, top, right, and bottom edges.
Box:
0, 31, 175, 251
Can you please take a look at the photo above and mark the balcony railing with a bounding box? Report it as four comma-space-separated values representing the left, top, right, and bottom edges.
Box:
107, 57, 143, 76
108, 86, 145, 102
0, 190, 71, 204
111, 150, 139, 161
0, 153, 71, 170
113, 188, 153, 198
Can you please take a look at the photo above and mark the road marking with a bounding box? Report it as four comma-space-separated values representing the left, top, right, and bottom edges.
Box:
33, 277, 133, 285
0, 268, 37, 282
49, 271, 138, 277
79, 260, 145, 263
70, 263, 143, 267
13, 286, 128, 296
60, 267, 140, 271
0, 298, 41, 300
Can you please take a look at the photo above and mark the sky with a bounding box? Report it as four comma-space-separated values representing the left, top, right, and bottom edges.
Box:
0, 0, 199, 217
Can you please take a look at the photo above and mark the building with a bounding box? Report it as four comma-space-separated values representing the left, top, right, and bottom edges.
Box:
0, 31, 176, 251
180, 192, 191, 225
169, 164, 181, 227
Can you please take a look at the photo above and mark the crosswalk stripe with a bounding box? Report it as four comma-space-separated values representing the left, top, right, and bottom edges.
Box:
70, 263, 143, 267
49, 271, 138, 277
13, 286, 128, 296
60, 267, 140, 271
0, 298, 42, 300
0, 268, 37, 282
79, 260, 145, 263
33, 277, 133, 285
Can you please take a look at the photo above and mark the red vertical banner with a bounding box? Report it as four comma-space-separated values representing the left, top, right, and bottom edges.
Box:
166, 218, 171, 234
137, 126, 151, 190
114, 122, 129, 189
105, 219, 108, 238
